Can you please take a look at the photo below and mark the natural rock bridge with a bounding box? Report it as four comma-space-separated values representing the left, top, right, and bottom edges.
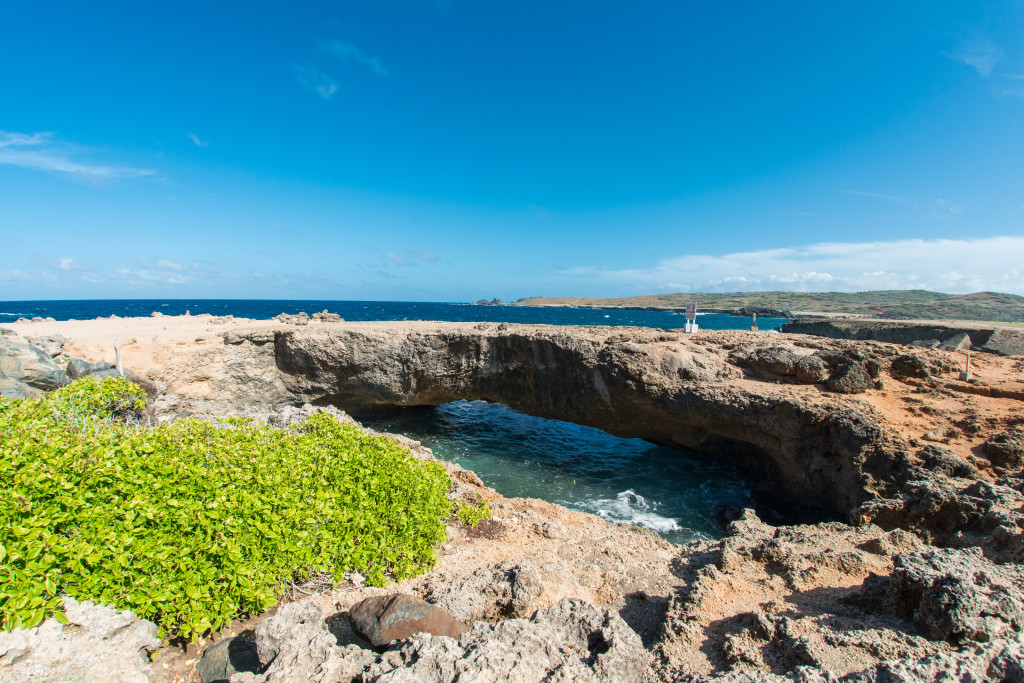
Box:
241, 322, 894, 514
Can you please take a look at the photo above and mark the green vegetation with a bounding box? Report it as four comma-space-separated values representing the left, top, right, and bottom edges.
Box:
0, 378, 452, 639
513, 290, 1024, 323
455, 497, 492, 527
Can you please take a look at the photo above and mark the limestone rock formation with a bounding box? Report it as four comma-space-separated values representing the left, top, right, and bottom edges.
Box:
0, 597, 160, 683
229, 598, 646, 683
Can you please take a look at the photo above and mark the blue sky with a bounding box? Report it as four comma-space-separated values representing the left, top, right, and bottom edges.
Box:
1, 1, 1023, 301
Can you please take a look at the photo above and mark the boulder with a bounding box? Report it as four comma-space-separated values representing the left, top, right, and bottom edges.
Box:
887, 547, 1024, 643
890, 354, 930, 378
794, 355, 828, 384
917, 445, 978, 479
0, 378, 41, 399
0, 597, 160, 683
66, 358, 119, 381
982, 431, 1024, 469
26, 334, 67, 357
826, 362, 872, 394
0, 338, 70, 390
311, 309, 343, 323
196, 636, 261, 682
938, 333, 971, 352
349, 594, 467, 648
977, 328, 1024, 357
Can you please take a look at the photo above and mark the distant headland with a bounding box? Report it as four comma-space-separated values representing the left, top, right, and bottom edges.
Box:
477, 289, 1024, 324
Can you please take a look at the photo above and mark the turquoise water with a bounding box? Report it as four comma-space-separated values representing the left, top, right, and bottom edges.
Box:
364, 401, 752, 545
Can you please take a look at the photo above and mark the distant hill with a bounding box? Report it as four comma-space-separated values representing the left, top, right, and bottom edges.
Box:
510, 290, 1024, 323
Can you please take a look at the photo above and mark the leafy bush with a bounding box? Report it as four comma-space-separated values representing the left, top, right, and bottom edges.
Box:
0, 379, 451, 638
455, 498, 492, 527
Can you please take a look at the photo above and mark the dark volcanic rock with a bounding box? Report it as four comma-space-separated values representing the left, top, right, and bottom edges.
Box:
66, 358, 119, 381
888, 548, 1024, 643
982, 431, 1024, 469
349, 594, 467, 647
917, 445, 978, 478
795, 355, 828, 384
196, 636, 261, 682
826, 362, 872, 394
890, 354, 930, 378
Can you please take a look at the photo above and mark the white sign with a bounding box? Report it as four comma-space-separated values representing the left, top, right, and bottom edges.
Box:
686, 302, 697, 321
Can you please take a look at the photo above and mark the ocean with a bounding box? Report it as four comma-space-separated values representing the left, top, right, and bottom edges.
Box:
1, 299, 787, 543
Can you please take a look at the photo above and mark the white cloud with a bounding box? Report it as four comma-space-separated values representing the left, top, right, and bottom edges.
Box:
559, 237, 1024, 295
839, 189, 916, 208
946, 38, 1003, 77
293, 64, 339, 99
188, 133, 208, 148
327, 40, 387, 76
0, 130, 156, 184
407, 248, 439, 262
385, 252, 413, 267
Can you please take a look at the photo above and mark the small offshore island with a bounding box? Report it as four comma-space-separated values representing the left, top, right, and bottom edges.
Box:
2, 310, 1024, 682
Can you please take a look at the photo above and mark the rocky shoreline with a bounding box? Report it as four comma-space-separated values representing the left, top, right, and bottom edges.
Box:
1, 314, 1023, 682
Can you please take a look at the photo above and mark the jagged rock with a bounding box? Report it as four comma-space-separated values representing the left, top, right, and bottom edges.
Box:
795, 355, 828, 384
674, 638, 1024, 682
274, 312, 309, 325
197, 636, 261, 682
0, 597, 160, 682
236, 600, 375, 683
0, 338, 70, 390
890, 354, 930, 378
349, 595, 467, 648
0, 328, 16, 336
311, 310, 342, 322
747, 346, 801, 376
887, 547, 1024, 643
26, 334, 67, 357
827, 362, 872, 394
66, 358, 119, 381
421, 561, 545, 622
363, 598, 649, 683
0, 377, 41, 399
982, 431, 1024, 469
939, 333, 971, 352
978, 328, 1024, 357
917, 445, 978, 478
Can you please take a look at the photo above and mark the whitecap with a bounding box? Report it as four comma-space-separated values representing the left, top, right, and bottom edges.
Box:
573, 489, 681, 533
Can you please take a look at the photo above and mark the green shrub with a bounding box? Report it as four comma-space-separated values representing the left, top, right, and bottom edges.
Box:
0, 378, 452, 639
455, 498, 492, 527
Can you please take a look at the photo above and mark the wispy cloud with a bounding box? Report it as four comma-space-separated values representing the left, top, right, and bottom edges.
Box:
188, 133, 208, 148
292, 64, 339, 99
0, 130, 156, 184
407, 248, 439, 262
946, 38, 1002, 77
385, 252, 413, 267
558, 237, 1024, 295
327, 40, 387, 76
839, 189, 917, 208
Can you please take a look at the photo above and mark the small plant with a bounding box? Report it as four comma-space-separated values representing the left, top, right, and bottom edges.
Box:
455, 498, 492, 527
0, 378, 452, 639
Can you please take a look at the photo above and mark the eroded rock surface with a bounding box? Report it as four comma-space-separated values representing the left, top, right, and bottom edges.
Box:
0, 597, 160, 683
231, 598, 647, 683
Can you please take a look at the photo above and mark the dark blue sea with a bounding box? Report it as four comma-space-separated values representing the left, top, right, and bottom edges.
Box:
0, 298, 786, 332
1, 299, 787, 543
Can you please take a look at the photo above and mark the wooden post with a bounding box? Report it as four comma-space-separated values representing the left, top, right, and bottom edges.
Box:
959, 349, 971, 381
114, 340, 124, 377
750, 312, 758, 332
